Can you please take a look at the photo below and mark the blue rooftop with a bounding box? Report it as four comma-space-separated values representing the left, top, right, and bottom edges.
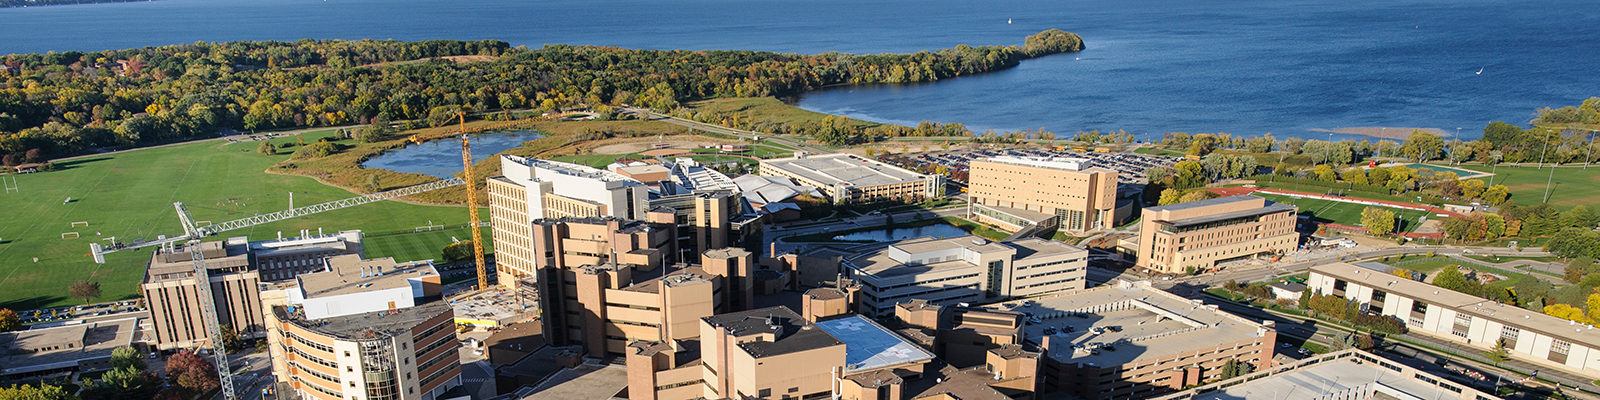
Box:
814, 315, 935, 373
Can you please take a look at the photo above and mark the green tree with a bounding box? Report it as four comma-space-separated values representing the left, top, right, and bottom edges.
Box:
69, 280, 100, 304
1431, 267, 1480, 296
1482, 184, 1510, 205
256, 141, 273, 155
0, 383, 74, 400
1560, 205, 1596, 229
217, 324, 243, 352
442, 241, 475, 263
1219, 359, 1254, 380
0, 309, 18, 332
1486, 339, 1511, 365
110, 346, 145, 370
1401, 130, 1444, 161
1158, 188, 1182, 205
1459, 179, 1486, 199
81, 365, 160, 400
1178, 190, 1216, 204
1360, 207, 1396, 235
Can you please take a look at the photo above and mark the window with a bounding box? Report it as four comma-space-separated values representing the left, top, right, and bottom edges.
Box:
1333, 280, 1347, 291
1411, 301, 1428, 314
1500, 326, 1519, 343
1552, 340, 1571, 355
1451, 314, 1472, 338
759, 388, 772, 397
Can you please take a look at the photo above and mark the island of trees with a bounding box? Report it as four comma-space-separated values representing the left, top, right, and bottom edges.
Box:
0, 29, 1084, 164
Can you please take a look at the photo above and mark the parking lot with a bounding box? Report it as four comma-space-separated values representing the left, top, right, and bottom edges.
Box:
889, 147, 1182, 185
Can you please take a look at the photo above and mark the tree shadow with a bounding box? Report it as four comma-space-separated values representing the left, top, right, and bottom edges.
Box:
1, 295, 70, 312
48, 156, 114, 171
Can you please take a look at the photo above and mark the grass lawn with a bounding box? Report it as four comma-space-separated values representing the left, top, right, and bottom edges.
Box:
1460, 165, 1600, 208
364, 226, 492, 263
941, 216, 1009, 241
548, 153, 639, 168
1466, 255, 1562, 264
1254, 193, 1432, 232
1384, 256, 1460, 274
687, 97, 880, 131
0, 133, 481, 311
1132, 147, 1184, 157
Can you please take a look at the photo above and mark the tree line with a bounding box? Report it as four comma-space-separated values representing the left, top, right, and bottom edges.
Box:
0, 29, 1084, 162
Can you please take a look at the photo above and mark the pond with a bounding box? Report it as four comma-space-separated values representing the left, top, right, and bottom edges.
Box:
833, 223, 970, 242
361, 130, 543, 178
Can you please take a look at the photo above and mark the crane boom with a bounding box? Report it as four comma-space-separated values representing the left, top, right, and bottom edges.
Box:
175, 203, 238, 400
458, 114, 490, 290
90, 177, 465, 263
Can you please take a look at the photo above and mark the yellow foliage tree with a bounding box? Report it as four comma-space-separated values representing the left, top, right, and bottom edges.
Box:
1544, 303, 1595, 324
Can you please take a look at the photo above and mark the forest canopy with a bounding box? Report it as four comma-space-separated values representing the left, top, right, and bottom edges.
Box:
0, 29, 1083, 162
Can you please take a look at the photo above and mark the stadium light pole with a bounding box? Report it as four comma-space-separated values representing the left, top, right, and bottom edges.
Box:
1586, 130, 1596, 170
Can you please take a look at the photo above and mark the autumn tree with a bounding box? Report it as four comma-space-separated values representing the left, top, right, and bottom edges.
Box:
256, 141, 273, 155
1360, 207, 1396, 235
0, 383, 74, 400
1158, 188, 1182, 206
165, 350, 219, 395
1401, 130, 1444, 161
1178, 190, 1216, 204
218, 324, 243, 352
0, 309, 18, 332
1482, 184, 1510, 205
69, 280, 101, 304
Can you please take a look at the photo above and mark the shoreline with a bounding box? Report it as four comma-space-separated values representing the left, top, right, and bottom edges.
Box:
1307, 127, 1451, 140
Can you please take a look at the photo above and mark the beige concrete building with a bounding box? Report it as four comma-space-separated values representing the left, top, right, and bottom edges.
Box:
250, 229, 365, 282
968, 156, 1118, 234
1010, 280, 1277, 399
1163, 349, 1501, 400
841, 235, 1088, 317
262, 255, 459, 400
490, 156, 764, 287
142, 239, 264, 350
1310, 262, 1600, 378
0, 318, 137, 380
759, 153, 943, 204
1135, 195, 1298, 274
625, 306, 938, 400
893, 300, 1026, 368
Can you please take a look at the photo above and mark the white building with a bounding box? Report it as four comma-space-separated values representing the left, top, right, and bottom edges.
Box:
1309, 262, 1600, 378
842, 235, 1088, 317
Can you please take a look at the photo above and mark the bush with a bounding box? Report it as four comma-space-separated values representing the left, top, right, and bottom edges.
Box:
291, 142, 344, 159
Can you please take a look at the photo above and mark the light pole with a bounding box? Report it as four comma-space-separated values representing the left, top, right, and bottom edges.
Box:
1453, 127, 1461, 165
1586, 130, 1596, 169
1536, 128, 1552, 170
1489, 153, 1502, 187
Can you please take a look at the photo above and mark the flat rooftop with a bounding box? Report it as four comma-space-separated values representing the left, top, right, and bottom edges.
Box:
1314, 262, 1600, 347
977, 156, 1117, 174
845, 236, 1007, 277
1162, 201, 1295, 228
1193, 357, 1484, 400
1145, 194, 1265, 213
297, 255, 436, 299
275, 298, 451, 341
1001, 281, 1267, 367
814, 315, 936, 373
705, 307, 844, 359
506, 155, 641, 185
762, 154, 927, 188
0, 318, 137, 376
518, 362, 628, 400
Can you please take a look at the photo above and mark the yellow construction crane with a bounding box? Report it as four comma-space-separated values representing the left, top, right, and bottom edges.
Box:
408, 113, 540, 289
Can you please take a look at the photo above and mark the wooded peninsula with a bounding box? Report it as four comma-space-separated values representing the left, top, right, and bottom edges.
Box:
0, 29, 1085, 163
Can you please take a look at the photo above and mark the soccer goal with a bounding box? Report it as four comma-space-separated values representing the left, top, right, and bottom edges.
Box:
196, 221, 212, 227
61, 232, 80, 239
414, 220, 445, 232
70, 221, 89, 227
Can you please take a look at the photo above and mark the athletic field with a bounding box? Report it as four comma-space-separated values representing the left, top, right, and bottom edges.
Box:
1460, 165, 1600, 208
1255, 193, 1432, 232
364, 226, 493, 263
0, 130, 483, 311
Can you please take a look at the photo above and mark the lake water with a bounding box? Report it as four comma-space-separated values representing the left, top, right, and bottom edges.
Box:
833, 224, 970, 242
360, 131, 541, 178
3, 0, 1596, 139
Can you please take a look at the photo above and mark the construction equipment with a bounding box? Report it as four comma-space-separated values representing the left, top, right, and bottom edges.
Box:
89, 178, 464, 263
171, 202, 237, 400
405, 112, 535, 290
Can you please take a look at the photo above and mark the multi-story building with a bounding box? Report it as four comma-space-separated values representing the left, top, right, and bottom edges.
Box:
141, 231, 368, 350
1019, 280, 1277, 399
840, 235, 1088, 317
262, 254, 461, 400
968, 156, 1119, 234
489, 156, 652, 286
1309, 262, 1600, 378
1164, 349, 1501, 400
759, 153, 943, 204
625, 306, 938, 400
142, 239, 264, 350
1135, 195, 1297, 274
250, 229, 364, 282
893, 299, 1026, 368
490, 156, 763, 286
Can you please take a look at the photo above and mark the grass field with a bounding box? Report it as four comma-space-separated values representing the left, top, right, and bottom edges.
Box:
0, 132, 482, 311
1460, 165, 1600, 208
364, 226, 493, 263
687, 97, 880, 131
1255, 193, 1431, 232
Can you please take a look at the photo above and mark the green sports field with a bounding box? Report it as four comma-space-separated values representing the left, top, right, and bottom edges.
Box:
364, 226, 493, 263
1460, 165, 1600, 208
1254, 193, 1433, 232
0, 131, 484, 311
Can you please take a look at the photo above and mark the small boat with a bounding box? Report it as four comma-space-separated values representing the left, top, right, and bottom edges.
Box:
1007, 18, 1012, 24
1476, 67, 1484, 75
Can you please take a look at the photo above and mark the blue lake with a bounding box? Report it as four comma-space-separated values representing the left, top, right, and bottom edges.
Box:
3, 0, 1596, 139
360, 131, 542, 178
834, 224, 971, 242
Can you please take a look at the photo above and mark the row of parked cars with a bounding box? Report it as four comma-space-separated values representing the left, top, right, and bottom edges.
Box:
19, 300, 143, 324
899, 147, 1182, 184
